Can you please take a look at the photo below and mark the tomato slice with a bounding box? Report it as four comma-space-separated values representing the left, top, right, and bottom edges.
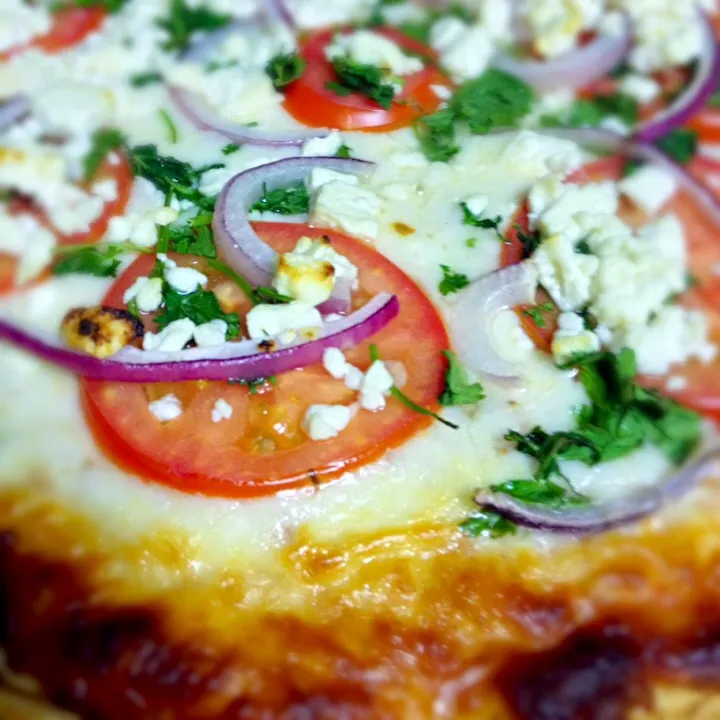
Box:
508, 155, 720, 418
82, 222, 450, 498
0, 6, 106, 61
687, 108, 720, 144
283, 28, 450, 132
689, 151, 720, 201
0, 152, 133, 297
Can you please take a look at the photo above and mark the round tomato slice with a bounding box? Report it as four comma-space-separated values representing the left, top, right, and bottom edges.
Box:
689, 151, 720, 201
283, 28, 450, 132
511, 155, 720, 418
687, 107, 720, 144
82, 222, 450, 498
0, 6, 106, 61
0, 152, 133, 297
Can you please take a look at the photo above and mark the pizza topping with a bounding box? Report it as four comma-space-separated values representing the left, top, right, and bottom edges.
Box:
213, 156, 373, 312
302, 403, 355, 441
211, 397, 233, 423
61, 305, 143, 359
148, 392, 183, 422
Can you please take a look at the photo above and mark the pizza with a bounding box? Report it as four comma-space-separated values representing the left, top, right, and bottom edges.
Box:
1, 1, 720, 718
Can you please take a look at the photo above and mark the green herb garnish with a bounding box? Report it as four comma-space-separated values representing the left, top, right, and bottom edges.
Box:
155, 285, 240, 338
83, 128, 125, 182
52, 245, 125, 278
326, 56, 396, 110
460, 511, 516, 538
439, 351, 485, 406
248, 181, 310, 215
655, 128, 698, 165
521, 301, 555, 328
266, 52, 307, 89
222, 143, 240, 155
438, 264, 470, 296
157, 0, 232, 53
336, 143, 352, 158
158, 109, 179, 144
130, 71, 164, 87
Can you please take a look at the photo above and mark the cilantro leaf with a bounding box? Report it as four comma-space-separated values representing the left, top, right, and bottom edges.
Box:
167, 223, 217, 258
266, 52, 307, 89
439, 350, 485, 406
83, 128, 125, 182
414, 107, 459, 162
155, 285, 240, 338
438, 264, 470, 296
655, 128, 698, 165
460, 202, 501, 230
249, 182, 310, 215
450, 70, 534, 135
511, 224, 541, 259
158, 109, 179, 144
73, 0, 129, 12
460, 511, 516, 538
222, 143, 240, 155
568, 93, 638, 129
52, 246, 123, 278
521, 301, 555, 328
130, 71, 164, 87
491, 478, 589, 508
336, 143, 352, 158
327, 56, 396, 110
157, 0, 232, 53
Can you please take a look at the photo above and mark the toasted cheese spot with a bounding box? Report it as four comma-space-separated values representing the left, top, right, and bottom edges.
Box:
61, 305, 143, 359
214, 281, 246, 313
392, 222, 415, 236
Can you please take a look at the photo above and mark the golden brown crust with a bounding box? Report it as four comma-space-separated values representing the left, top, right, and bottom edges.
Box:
4, 485, 720, 719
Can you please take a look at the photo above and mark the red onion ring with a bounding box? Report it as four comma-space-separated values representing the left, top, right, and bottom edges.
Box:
264, 0, 294, 30
636, 14, 720, 142
0, 292, 398, 383
493, 18, 631, 92
445, 262, 537, 380
169, 86, 328, 148
539, 127, 720, 228
475, 447, 720, 535
0, 95, 29, 133
213, 156, 373, 311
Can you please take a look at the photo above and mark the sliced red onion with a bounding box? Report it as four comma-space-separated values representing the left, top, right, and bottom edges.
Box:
475, 447, 720, 535
169, 86, 327, 147
493, 19, 631, 92
0, 293, 397, 383
445, 262, 538, 379
636, 15, 720, 142
541, 127, 720, 229
213, 155, 373, 309
264, 0, 294, 30
0, 95, 29, 133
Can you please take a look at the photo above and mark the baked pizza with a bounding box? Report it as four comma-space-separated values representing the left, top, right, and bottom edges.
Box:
2, 1, 720, 718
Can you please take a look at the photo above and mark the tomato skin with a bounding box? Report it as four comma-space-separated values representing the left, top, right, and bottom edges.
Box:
0, 6, 106, 61
689, 151, 720, 201
687, 108, 720, 144
0, 153, 133, 297
283, 28, 450, 132
82, 223, 450, 499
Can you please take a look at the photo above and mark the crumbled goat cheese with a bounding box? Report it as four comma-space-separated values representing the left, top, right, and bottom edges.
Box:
148, 394, 183, 422
211, 398, 234, 424
502, 131, 584, 178
325, 30, 424, 76
194, 320, 229, 348
322, 347, 365, 390
359, 360, 394, 412
307, 168, 359, 193
618, 74, 661, 104
431, 18, 495, 82
143, 318, 196, 352
165, 266, 208, 295
618, 165, 678, 217
246, 302, 323, 341
302, 404, 354, 441
302, 132, 344, 158
551, 312, 601, 365
123, 276, 164, 313
309, 181, 382, 243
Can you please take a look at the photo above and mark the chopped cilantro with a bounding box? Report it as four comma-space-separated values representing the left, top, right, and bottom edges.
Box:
206, 258, 291, 306
655, 128, 698, 165
491, 477, 589, 508
52, 245, 124, 278
222, 143, 240, 155
158, 109, 179, 144
229, 376, 278, 394
82, 128, 125, 182
622, 158, 642, 178
568, 93, 638, 129
167, 221, 217, 258
336, 143, 352, 158
512, 224, 541, 259
415, 70, 533, 161
460, 511, 516, 538
465, 237, 477, 248
248, 182, 310, 215
575, 238, 592, 255
439, 351, 485, 406
414, 107, 459, 162
127, 298, 140, 317
460, 202, 502, 230
266, 52, 307, 89
130, 71, 164, 87
370, 344, 458, 429
521, 301, 555, 328
72, 0, 129, 11
438, 264, 470, 296
157, 0, 232, 54
327, 56, 396, 110
155, 285, 240, 338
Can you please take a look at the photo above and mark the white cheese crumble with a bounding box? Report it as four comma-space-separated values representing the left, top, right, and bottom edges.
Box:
245, 302, 323, 342
359, 360, 394, 412
430, 18, 494, 82
551, 312, 600, 365
165, 266, 208, 295
618, 73, 661, 104
322, 347, 364, 391
123, 276, 164, 313
0, 209, 57, 284
309, 181, 381, 243
143, 318, 196, 353
148, 394, 183, 422
0, 1, 52, 54
194, 320, 229, 348
211, 398, 234, 424
301, 132, 344, 158
302, 404, 354, 441
501, 131, 584, 178
307, 168, 359, 193
618, 165, 678, 217
325, 30, 424, 77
